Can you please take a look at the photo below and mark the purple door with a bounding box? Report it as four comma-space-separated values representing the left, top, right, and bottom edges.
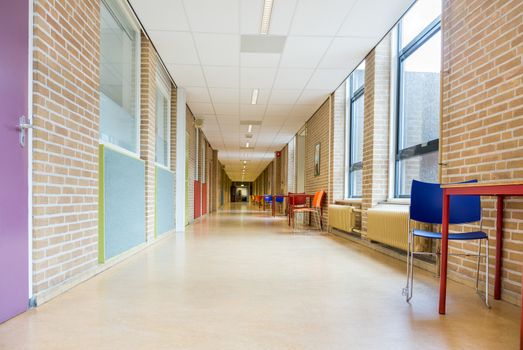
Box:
0, 0, 30, 323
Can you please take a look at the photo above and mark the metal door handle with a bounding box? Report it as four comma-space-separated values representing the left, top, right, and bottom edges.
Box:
18, 115, 32, 147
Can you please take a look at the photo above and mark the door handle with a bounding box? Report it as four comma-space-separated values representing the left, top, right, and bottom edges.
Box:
18, 115, 33, 147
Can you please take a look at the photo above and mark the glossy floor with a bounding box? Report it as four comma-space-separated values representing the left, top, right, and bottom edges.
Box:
0, 204, 519, 349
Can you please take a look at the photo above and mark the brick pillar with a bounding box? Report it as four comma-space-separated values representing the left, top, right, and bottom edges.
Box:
361, 34, 391, 234
287, 137, 296, 193
170, 86, 177, 225
330, 83, 347, 203
140, 34, 157, 241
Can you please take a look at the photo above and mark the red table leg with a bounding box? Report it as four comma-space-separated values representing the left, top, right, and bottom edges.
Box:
439, 191, 450, 315
495, 195, 504, 300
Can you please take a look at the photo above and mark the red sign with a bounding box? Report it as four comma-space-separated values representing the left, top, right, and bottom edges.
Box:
275, 151, 281, 158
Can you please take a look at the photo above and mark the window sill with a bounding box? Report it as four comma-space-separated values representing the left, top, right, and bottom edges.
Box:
336, 198, 362, 205
381, 198, 411, 205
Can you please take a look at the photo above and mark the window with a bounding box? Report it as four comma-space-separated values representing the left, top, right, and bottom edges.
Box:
395, 0, 441, 197
346, 61, 365, 198
156, 63, 171, 167
99, 0, 140, 153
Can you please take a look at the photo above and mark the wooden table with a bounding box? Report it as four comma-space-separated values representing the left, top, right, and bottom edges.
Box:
439, 181, 523, 348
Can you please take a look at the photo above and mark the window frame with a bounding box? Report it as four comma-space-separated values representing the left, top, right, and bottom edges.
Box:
99, 0, 141, 156
345, 63, 365, 199
394, 15, 441, 198
155, 59, 172, 169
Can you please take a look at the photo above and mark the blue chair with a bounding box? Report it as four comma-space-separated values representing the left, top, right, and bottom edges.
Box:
403, 180, 489, 307
263, 195, 285, 214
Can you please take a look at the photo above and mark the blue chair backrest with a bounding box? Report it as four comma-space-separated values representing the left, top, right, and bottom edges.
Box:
410, 179, 481, 224
275, 196, 284, 203
264, 195, 272, 203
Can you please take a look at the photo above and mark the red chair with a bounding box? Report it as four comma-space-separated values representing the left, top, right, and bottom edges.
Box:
287, 192, 308, 225
292, 191, 326, 231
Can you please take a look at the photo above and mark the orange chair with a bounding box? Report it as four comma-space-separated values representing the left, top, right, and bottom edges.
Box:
292, 191, 326, 231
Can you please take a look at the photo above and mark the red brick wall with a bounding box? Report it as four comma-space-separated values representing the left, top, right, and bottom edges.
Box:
441, 0, 523, 304
32, 0, 100, 296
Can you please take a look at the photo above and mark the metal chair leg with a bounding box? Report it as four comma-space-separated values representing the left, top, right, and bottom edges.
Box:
475, 239, 482, 291
485, 238, 490, 308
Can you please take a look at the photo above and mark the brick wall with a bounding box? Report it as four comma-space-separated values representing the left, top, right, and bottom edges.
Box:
361, 35, 391, 233
140, 34, 157, 242
186, 107, 196, 223
32, 0, 100, 296
441, 0, 523, 304
287, 137, 296, 193
330, 83, 347, 203
304, 99, 331, 228
170, 86, 177, 221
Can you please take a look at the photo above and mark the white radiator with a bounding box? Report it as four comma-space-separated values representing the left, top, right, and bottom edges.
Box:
367, 205, 429, 251
328, 205, 356, 233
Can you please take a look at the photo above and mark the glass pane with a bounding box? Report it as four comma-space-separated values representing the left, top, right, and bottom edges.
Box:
401, 0, 441, 48
351, 61, 365, 93
100, 3, 138, 152
155, 90, 169, 166
350, 169, 362, 197
350, 94, 364, 164
397, 151, 438, 196
399, 31, 440, 150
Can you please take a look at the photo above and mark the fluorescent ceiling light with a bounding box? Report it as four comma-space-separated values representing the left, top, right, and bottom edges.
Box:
251, 89, 259, 105
260, 0, 273, 35
248, 124, 253, 132
246, 142, 250, 148
243, 160, 247, 164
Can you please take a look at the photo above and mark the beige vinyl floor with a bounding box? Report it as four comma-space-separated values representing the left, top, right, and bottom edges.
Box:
0, 203, 520, 349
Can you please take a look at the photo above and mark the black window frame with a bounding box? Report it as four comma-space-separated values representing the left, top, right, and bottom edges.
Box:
347, 69, 365, 198
394, 15, 442, 198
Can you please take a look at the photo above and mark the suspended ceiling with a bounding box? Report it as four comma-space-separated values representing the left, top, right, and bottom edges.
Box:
129, 0, 415, 181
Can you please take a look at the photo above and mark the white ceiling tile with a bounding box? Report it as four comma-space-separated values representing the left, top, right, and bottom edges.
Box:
185, 87, 211, 103
296, 90, 331, 105
240, 0, 263, 34
240, 53, 281, 68
269, 0, 298, 35
280, 36, 332, 68
319, 37, 372, 69
188, 102, 214, 114
168, 64, 206, 87
240, 104, 266, 118
240, 68, 277, 89
290, 0, 357, 36
194, 33, 239, 66
209, 88, 240, 104
203, 66, 239, 88
129, 0, 189, 31
149, 31, 199, 64
338, 0, 414, 37
273, 69, 314, 89
214, 103, 239, 115
269, 89, 302, 105
183, 0, 239, 34
306, 69, 349, 90
266, 104, 293, 115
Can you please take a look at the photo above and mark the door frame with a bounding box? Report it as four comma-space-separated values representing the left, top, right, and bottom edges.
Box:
27, 0, 34, 304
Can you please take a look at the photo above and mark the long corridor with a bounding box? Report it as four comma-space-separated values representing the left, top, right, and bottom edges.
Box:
0, 204, 519, 349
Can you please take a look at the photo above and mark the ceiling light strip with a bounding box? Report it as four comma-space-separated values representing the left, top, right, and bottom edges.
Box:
260, 0, 274, 35
251, 89, 259, 105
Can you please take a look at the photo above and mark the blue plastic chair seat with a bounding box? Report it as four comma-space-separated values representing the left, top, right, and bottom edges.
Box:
413, 229, 488, 240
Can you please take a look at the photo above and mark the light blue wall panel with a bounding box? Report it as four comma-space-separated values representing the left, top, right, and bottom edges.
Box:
104, 147, 145, 260
156, 166, 175, 235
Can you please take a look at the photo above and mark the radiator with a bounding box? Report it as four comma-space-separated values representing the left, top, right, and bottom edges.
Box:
328, 205, 356, 233
367, 205, 430, 251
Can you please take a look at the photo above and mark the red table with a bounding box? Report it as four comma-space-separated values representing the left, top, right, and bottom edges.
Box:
439, 181, 523, 348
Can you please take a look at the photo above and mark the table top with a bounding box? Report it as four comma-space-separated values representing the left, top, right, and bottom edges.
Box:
441, 181, 523, 188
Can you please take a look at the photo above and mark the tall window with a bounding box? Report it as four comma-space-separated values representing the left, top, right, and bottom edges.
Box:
346, 61, 365, 198
156, 63, 171, 167
100, 0, 140, 153
395, 0, 441, 197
